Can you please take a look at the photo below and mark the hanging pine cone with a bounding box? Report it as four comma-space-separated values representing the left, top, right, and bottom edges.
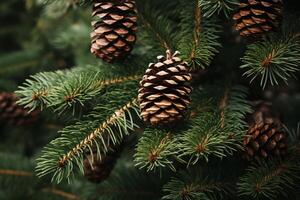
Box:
243, 102, 287, 160
83, 147, 122, 183
138, 50, 192, 126
90, 0, 138, 62
0, 92, 39, 126
233, 0, 283, 37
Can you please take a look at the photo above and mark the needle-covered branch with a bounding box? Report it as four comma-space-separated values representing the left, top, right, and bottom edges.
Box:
163, 171, 232, 200
178, 0, 221, 69
136, 0, 177, 54
35, 85, 140, 183
238, 148, 300, 200
178, 86, 251, 165
16, 66, 140, 114
241, 34, 300, 89
198, 0, 238, 18
134, 129, 178, 172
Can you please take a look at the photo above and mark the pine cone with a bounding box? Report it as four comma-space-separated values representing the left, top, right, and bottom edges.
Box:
0, 92, 39, 126
138, 50, 192, 126
243, 102, 287, 160
83, 147, 122, 183
90, 0, 138, 62
233, 0, 283, 37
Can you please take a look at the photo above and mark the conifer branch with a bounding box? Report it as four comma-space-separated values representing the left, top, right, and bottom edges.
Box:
190, 0, 202, 61
36, 96, 140, 183
178, 86, 251, 165
241, 34, 300, 89
198, 0, 238, 18
0, 169, 33, 177
140, 16, 172, 52
96, 75, 140, 88
137, 1, 176, 53
178, 0, 221, 69
58, 99, 138, 167
42, 188, 80, 200
134, 129, 178, 172
238, 155, 300, 200
163, 172, 231, 200
16, 69, 140, 114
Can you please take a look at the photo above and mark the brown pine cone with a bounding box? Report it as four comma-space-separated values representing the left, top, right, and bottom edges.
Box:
90, 0, 138, 62
138, 50, 192, 126
83, 147, 122, 183
0, 92, 39, 126
243, 102, 287, 160
233, 0, 283, 37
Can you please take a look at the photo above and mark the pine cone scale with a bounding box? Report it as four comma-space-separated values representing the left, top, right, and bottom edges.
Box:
233, 0, 283, 37
91, 0, 137, 62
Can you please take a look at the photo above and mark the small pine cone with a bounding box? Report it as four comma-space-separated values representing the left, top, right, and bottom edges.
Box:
83, 147, 122, 183
233, 0, 283, 37
138, 50, 192, 126
90, 0, 138, 62
0, 92, 39, 126
243, 102, 287, 160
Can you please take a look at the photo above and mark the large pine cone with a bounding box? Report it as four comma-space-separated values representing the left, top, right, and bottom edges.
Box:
83, 147, 122, 183
90, 0, 138, 62
233, 0, 283, 37
138, 50, 192, 126
243, 102, 287, 160
0, 92, 39, 126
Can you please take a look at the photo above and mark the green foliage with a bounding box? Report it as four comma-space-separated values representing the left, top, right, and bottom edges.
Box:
177, 86, 251, 165
177, 113, 238, 165
163, 171, 231, 200
199, 0, 238, 18
136, 0, 177, 54
0, 153, 79, 200
241, 34, 300, 89
35, 84, 140, 183
238, 152, 300, 200
134, 86, 251, 173
16, 66, 140, 114
4, 0, 300, 199
178, 0, 221, 69
0, 153, 35, 194
134, 129, 178, 172
0, 49, 41, 76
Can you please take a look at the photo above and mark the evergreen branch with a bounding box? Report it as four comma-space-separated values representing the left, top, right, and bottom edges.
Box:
16, 68, 140, 114
134, 129, 178, 172
36, 95, 140, 183
163, 171, 231, 200
42, 188, 80, 200
191, 0, 202, 60
0, 153, 36, 195
219, 86, 252, 137
58, 99, 138, 167
198, 0, 238, 18
241, 34, 300, 89
0, 50, 41, 75
178, 113, 238, 165
137, 1, 176, 53
178, 0, 221, 69
16, 70, 68, 111
95, 75, 140, 88
0, 169, 33, 177
178, 86, 251, 165
238, 155, 300, 200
